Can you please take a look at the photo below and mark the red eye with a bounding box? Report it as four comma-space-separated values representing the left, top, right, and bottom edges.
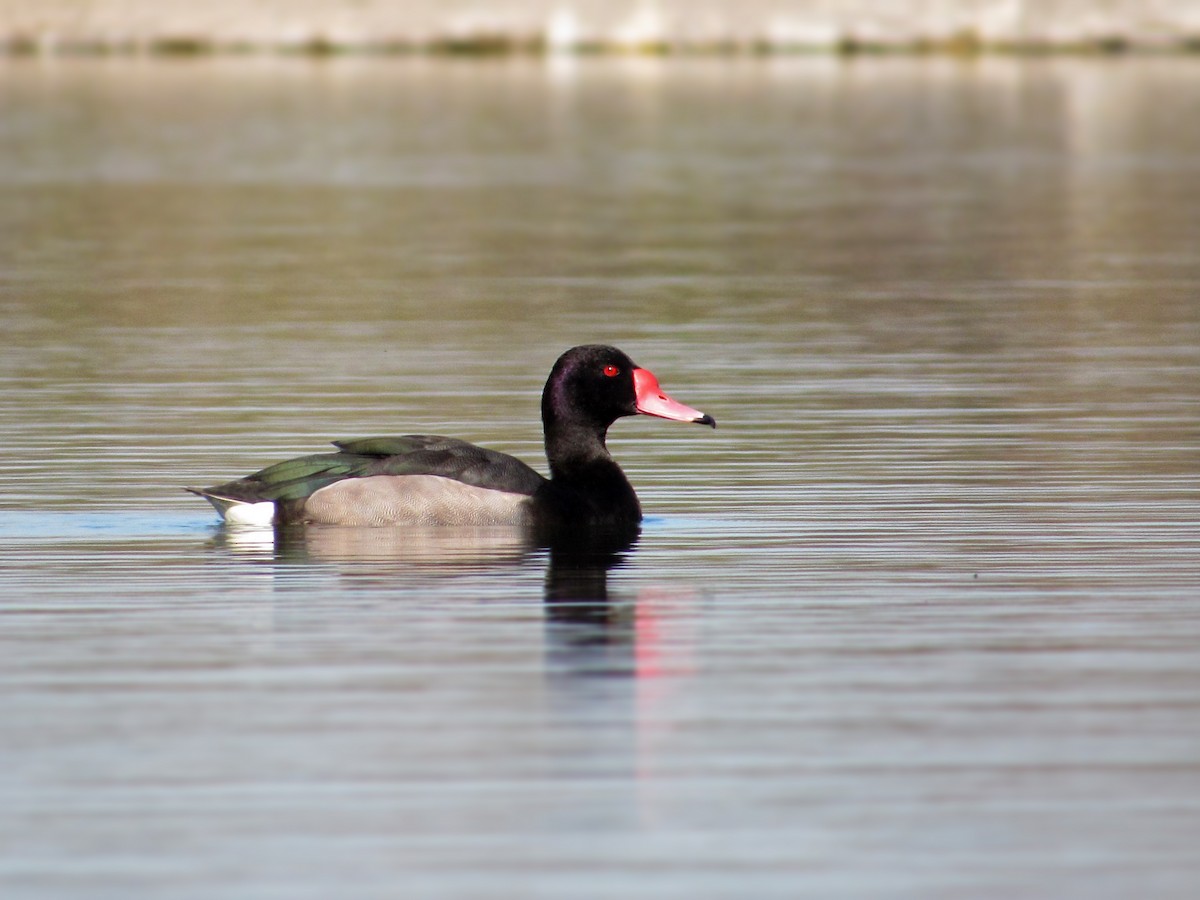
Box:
603, 365, 620, 378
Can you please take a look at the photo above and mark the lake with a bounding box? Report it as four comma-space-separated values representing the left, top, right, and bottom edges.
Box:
1, 54, 1199, 898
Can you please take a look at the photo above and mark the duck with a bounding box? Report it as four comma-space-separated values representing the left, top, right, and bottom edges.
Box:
188, 345, 715, 531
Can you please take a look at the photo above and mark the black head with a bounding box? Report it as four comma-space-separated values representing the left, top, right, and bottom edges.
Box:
541, 344, 715, 433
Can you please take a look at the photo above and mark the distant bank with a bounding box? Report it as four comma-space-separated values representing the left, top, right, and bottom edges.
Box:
1, 0, 1198, 55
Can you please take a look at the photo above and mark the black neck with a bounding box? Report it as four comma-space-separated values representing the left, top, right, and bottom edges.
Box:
540, 416, 642, 525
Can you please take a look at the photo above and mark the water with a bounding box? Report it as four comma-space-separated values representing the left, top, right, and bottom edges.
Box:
2, 55, 1199, 898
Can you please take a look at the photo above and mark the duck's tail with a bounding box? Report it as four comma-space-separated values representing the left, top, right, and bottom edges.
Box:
185, 488, 277, 526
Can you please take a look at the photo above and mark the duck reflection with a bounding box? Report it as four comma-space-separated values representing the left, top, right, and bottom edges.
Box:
212, 521, 645, 677
277, 523, 534, 572
211, 521, 692, 818
542, 528, 641, 678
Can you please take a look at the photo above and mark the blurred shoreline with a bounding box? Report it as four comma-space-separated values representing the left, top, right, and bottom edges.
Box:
2, 1, 1198, 56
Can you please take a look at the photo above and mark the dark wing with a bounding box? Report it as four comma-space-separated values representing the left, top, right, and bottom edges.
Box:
190, 434, 546, 505
333, 435, 545, 494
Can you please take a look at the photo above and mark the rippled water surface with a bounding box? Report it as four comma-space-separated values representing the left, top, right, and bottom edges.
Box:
2, 55, 1199, 898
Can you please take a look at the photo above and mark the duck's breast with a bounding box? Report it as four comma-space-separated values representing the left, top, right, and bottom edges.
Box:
303, 474, 535, 526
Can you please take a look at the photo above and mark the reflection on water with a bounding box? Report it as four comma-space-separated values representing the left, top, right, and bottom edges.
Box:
220, 522, 647, 678
1, 55, 1199, 898
247, 522, 536, 569
220, 523, 649, 680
